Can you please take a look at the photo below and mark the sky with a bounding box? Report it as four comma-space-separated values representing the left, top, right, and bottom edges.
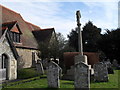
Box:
0, 0, 119, 39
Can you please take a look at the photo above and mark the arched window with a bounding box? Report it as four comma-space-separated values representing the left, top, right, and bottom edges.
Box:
2, 54, 8, 69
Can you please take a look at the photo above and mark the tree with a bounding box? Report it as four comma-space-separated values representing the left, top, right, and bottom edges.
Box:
49, 32, 66, 60
67, 28, 78, 51
67, 21, 101, 52
38, 41, 50, 60
98, 28, 120, 64
38, 32, 74, 60
82, 21, 101, 52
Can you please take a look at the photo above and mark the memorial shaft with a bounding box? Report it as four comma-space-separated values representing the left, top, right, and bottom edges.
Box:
76, 10, 83, 55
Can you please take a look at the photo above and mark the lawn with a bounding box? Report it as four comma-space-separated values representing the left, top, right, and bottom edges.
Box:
2, 70, 120, 89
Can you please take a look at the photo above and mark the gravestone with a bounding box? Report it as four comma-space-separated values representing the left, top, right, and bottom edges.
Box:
104, 59, 114, 74
62, 65, 74, 80
74, 54, 88, 64
74, 62, 90, 88
112, 59, 118, 67
93, 62, 109, 82
74, 62, 90, 89
47, 61, 60, 88
36, 60, 44, 75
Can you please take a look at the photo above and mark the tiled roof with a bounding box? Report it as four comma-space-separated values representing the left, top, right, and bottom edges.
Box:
32, 28, 55, 43
25, 21, 41, 31
0, 5, 38, 49
0, 5, 56, 49
2, 21, 17, 31
26, 21, 55, 43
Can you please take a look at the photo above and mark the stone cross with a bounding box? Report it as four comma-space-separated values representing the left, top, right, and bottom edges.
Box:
93, 62, 109, 82
47, 61, 60, 88
76, 10, 83, 55
74, 62, 90, 89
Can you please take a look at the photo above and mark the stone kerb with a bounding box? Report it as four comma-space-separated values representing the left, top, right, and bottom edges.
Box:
74, 62, 90, 89
93, 62, 109, 82
47, 61, 60, 88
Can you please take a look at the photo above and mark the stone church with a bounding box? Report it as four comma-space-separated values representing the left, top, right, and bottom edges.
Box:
0, 5, 56, 80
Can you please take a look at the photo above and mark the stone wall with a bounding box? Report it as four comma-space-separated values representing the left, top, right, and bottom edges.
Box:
0, 37, 17, 80
16, 48, 39, 68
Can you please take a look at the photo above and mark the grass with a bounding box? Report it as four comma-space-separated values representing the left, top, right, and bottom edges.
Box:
91, 70, 119, 88
17, 68, 40, 79
1, 70, 119, 89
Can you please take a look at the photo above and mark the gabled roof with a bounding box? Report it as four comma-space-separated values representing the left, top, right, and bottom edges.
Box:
0, 5, 56, 49
2, 21, 17, 31
0, 29, 19, 60
32, 28, 55, 43
26, 21, 56, 43
2, 21, 22, 34
0, 5, 38, 49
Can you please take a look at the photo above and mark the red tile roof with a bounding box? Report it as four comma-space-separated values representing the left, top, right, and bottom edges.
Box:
0, 5, 56, 49
0, 5, 38, 49
2, 21, 17, 31
25, 21, 41, 31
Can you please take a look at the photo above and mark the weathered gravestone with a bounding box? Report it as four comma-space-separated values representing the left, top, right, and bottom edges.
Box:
74, 54, 88, 65
93, 62, 109, 82
104, 59, 114, 74
112, 59, 118, 67
36, 60, 44, 75
74, 62, 90, 89
47, 61, 60, 88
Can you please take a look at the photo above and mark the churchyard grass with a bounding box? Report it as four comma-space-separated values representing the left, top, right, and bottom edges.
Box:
2, 70, 119, 89
17, 68, 40, 79
90, 70, 119, 88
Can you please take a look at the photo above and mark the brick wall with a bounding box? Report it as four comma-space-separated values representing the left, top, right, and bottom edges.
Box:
64, 52, 100, 69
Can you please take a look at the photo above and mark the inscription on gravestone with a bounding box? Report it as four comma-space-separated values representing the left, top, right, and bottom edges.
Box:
74, 62, 90, 89
93, 62, 109, 82
47, 61, 60, 88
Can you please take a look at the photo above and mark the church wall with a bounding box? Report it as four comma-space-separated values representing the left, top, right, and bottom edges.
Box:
0, 37, 17, 80
16, 48, 39, 68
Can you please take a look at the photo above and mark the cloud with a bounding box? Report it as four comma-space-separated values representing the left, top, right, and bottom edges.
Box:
81, 1, 118, 32
0, 1, 118, 38
1, 0, 119, 2
1, 2, 76, 38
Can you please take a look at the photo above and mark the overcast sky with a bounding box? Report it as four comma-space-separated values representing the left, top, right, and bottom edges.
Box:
0, 0, 119, 39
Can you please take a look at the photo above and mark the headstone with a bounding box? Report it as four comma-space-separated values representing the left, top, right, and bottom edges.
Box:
58, 66, 62, 79
62, 65, 74, 80
74, 54, 88, 64
36, 60, 44, 75
47, 61, 60, 88
104, 59, 114, 74
93, 62, 109, 82
112, 59, 118, 67
74, 62, 90, 89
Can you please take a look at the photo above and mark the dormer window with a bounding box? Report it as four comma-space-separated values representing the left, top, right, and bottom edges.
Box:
9, 31, 20, 43
2, 21, 22, 43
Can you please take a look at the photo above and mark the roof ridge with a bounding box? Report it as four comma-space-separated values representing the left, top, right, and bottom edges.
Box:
40, 28, 54, 31
25, 21, 41, 29
0, 5, 20, 15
